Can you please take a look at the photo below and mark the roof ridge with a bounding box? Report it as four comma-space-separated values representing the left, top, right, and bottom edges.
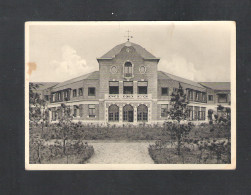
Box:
52, 71, 99, 89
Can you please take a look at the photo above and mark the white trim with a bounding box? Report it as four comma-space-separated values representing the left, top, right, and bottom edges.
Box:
48, 100, 99, 107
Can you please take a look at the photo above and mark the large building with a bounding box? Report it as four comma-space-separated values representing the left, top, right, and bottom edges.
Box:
35, 41, 231, 125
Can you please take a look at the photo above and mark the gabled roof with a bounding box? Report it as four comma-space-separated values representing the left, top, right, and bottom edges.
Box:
99, 41, 158, 59
52, 71, 99, 90
199, 82, 230, 91
158, 71, 205, 90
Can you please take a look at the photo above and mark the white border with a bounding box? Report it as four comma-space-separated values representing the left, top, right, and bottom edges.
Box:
25, 21, 236, 170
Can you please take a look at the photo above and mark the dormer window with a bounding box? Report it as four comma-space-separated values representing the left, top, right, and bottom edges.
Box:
124, 62, 132, 77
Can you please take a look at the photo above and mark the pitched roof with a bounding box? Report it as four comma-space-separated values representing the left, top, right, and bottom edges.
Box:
99, 41, 158, 59
199, 82, 230, 90
158, 71, 205, 90
31, 82, 59, 91
52, 71, 99, 90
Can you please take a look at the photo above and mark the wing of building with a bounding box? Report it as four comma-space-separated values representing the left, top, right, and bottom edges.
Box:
32, 41, 231, 124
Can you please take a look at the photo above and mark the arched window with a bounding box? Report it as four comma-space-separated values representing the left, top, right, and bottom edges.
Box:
108, 104, 119, 122
124, 62, 132, 77
123, 104, 134, 122
137, 104, 148, 122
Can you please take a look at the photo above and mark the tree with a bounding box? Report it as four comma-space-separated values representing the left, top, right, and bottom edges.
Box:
29, 83, 49, 134
166, 83, 193, 155
56, 103, 73, 156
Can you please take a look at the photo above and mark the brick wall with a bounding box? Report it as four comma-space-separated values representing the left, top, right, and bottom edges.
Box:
98, 45, 158, 99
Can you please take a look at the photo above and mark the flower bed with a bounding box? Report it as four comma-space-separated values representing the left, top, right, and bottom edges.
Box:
148, 138, 231, 164
29, 136, 94, 164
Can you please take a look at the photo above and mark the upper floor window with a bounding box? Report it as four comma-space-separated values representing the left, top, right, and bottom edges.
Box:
208, 95, 214, 101
79, 88, 83, 96
58, 92, 62, 101
73, 89, 77, 97
88, 87, 96, 96
188, 90, 193, 100
138, 81, 148, 94
218, 94, 227, 103
123, 81, 133, 94
202, 92, 206, 102
161, 87, 169, 96
124, 62, 132, 77
109, 81, 119, 94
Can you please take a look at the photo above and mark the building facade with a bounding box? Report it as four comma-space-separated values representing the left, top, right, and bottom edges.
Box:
36, 41, 231, 125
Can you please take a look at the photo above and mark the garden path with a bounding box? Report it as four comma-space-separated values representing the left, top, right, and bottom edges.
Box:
86, 140, 155, 164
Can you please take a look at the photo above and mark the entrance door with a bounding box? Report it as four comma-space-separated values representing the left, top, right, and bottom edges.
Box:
128, 111, 134, 122
123, 104, 134, 122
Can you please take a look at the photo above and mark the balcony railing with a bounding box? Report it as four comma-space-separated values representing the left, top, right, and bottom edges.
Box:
105, 94, 152, 100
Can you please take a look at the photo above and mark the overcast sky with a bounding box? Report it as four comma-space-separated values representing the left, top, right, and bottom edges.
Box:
28, 22, 233, 82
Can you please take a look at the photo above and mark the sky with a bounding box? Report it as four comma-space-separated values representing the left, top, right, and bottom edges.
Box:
27, 22, 233, 82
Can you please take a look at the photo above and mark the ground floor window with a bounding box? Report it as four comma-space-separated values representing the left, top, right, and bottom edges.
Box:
79, 105, 83, 117
137, 104, 148, 122
88, 104, 96, 117
194, 106, 200, 120
108, 104, 119, 122
73, 105, 78, 117
187, 106, 193, 121
161, 104, 168, 118
199, 107, 206, 120
52, 110, 57, 121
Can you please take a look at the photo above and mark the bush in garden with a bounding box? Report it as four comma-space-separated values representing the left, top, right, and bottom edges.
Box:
195, 139, 231, 164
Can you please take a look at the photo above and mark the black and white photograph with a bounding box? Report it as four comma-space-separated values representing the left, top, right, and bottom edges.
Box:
25, 21, 236, 170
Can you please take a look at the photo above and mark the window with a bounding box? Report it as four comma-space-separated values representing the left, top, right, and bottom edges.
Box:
73, 106, 78, 117
137, 104, 148, 122
109, 81, 119, 94
199, 107, 206, 120
52, 110, 56, 121
138, 81, 148, 94
187, 106, 193, 121
79, 105, 83, 117
161, 104, 168, 117
88, 105, 96, 117
194, 106, 200, 120
58, 92, 62, 101
208, 95, 214, 101
218, 94, 227, 103
88, 87, 96, 96
73, 89, 77, 97
108, 104, 119, 122
202, 93, 206, 102
79, 88, 83, 96
124, 62, 132, 77
161, 87, 169, 96
195, 91, 200, 101
123, 81, 133, 94
64, 90, 70, 101
52, 94, 55, 102
188, 90, 193, 100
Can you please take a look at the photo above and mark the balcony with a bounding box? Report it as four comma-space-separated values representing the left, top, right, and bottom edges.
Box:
105, 94, 152, 100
